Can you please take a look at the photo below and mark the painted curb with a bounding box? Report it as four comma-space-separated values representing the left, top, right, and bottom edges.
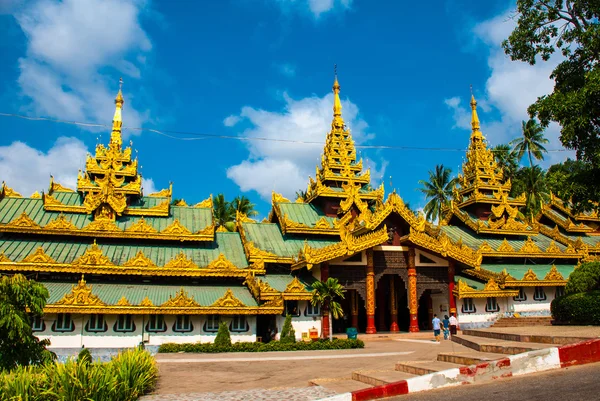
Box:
316, 338, 600, 401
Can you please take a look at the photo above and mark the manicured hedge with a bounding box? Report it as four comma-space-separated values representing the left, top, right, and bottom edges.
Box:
551, 290, 600, 325
158, 338, 364, 353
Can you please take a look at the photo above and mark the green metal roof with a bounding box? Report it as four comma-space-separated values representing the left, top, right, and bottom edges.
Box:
277, 203, 336, 227
53, 192, 84, 206
0, 197, 212, 233
441, 225, 568, 252
262, 274, 315, 292
480, 264, 575, 280
127, 196, 170, 209
43, 282, 257, 306
242, 222, 339, 258
455, 274, 484, 290
0, 232, 248, 268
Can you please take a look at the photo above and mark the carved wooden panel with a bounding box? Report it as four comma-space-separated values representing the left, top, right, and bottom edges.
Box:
373, 251, 408, 289
329, 265, 366, 300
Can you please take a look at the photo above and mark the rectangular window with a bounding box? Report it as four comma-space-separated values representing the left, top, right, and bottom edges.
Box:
32, 316, 45, 332
204, 315, 220, 332
513, 288, 527, 302
555, 286, 565, 298
174, 315, 193, 332
114, 315, 135, 332
283, 300, 300, 317
534, 287, 547, 301
230, 315, 248, 332
462, 298, 475, 313
53, 313, 74, 332
486, 297, 500, 312
86, 314, 106, 333
305, 302, 321, 317
146, 315, 166, 333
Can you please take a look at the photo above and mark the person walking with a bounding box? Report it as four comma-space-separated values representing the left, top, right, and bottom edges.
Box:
432, 314, 441, 342
449, 313, 458, 337
442, 315, 450, 340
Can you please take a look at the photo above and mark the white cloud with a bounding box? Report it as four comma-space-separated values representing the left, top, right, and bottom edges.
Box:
223, 115, 241, 127
226, 91, 385, 201
275, 0, 352, 18
277, 63, 296, 77
445, 9, 574, 166
142, 177, 157, 195
0, 137, 87, 196
12, 0, 152, 131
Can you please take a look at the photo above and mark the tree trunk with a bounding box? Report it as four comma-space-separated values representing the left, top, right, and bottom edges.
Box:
329, 310, 333, 341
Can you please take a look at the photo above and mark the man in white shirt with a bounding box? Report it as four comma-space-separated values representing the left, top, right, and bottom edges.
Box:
449, 313, 458, 337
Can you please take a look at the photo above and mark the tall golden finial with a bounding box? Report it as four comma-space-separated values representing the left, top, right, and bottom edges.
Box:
470, 86, 482, 137
110, 77, 124, 149
332, 65, 343, 128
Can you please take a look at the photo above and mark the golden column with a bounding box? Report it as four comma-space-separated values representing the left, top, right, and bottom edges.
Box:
389, 275, 399, 332
365, 249, 376, 334
408, 248, 419, 332
448, 260, 457, 316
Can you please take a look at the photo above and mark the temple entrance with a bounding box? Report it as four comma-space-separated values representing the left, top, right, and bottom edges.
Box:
335, 289, 366, 334
256, 315, 277, 343
418, 290, 433, 330
374, 274, 409, 332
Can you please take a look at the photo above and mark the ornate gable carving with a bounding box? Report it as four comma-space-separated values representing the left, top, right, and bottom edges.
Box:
478, 241, 494, 252
523, 268, 539, 281
194, 195, 213, 208
161, 288, 201, 307
45, 213, 78, 231
263, 296, 284, 307
173, 199, 188, 206
0, 252, 12, 262
148, 188, 171, 197
272, 191, 290, 204
123, 250, 156, 267
206, 253, 237, 270
519, 237, 541, 253
285, 277, 307, 293
22, 247, 57, 264
257, 279, 277, 293
126, 217, 158, 233
7, 212, 40, 229
164, 251, 198, 269
2, 182, 22, 197
544, 265, 565, 281
483, 278, 501, 292
55, 277, 105, 306
116, 296, 131, 306
546, 241, 562, 254
212, 289, 246, 307
139, 296, 154, 307
84, 219, 120, 232
497, 239, 515, 253
72, 241, 113, 266
161, 219, 191, 235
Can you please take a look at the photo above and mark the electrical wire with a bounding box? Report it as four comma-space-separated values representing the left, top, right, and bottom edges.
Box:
0, 112, 572, 152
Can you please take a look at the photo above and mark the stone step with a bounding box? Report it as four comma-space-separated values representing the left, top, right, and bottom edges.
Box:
462, 329, 592, 345
351, 369, 416, 387
395, 360, 463, 376
492, 317, 553, 328
309, 377, 373, 393
437, 351, 502, 366
451, 334, 547, 355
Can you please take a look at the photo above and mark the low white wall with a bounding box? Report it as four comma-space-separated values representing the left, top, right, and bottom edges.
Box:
40, 314, 257, 349
511, 287, 554, 316
276, 301, 322, 340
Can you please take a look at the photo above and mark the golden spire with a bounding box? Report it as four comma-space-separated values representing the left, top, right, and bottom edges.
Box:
470, 87, 482, 138
110, 77, 124, 149
332, 65, 344, 129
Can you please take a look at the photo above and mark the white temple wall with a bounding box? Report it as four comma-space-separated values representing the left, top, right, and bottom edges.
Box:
276, 301, 322, 340
510, 287, 555, 315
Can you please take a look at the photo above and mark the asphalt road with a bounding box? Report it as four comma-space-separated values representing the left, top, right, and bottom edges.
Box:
389, 362, 600, 401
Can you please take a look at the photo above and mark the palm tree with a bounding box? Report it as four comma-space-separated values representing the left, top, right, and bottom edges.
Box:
418, 165, 457, 222
311, 278, 345, 341
295, 189, 307, 201
518, 166, 549, 218
492, 144, 518, 182
510, 119, 549, 167
213, 194, 235, 230
231, 196, 258, 217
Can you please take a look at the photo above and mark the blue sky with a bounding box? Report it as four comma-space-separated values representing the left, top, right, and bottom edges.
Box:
0, 0, 570, 216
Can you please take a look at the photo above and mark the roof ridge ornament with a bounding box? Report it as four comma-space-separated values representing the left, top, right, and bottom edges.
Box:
111, 77, 124, 150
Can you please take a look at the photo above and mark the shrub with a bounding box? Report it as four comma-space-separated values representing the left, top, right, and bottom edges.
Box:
566, 262, 600, 295
158, 338, 365, 353
111, 347, 158, 399
280, 314, 296, 343
214, 322, 232, 347
77, 347, 92, 365
551, 289, 600, 325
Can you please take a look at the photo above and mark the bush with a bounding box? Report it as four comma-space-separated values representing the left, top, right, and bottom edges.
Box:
0, 347, 157, 401
566, 262, 600, 295
551, 289, 600, 325
280, 314, 296, 343
158, 338, 365, 353
214, 322, 232, 347
77, 347, 92, 365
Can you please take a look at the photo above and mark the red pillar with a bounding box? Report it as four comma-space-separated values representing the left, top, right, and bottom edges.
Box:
408, 248, 419, 332
350, 290, 359, 329
390, 275, 399, 332
448, 260, 457, 316
321, 262, 330, 339
366, 249, 377, 334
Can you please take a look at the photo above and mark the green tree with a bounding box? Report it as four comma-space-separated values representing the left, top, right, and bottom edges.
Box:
231, 196, 258, 218
311, 278, 345, 341
213, 194, 235, 231
0, 274, 55, 371
418, 164, 457, 222
280, 314, 296, 343
510, 119, 549, 167
214, 322, 231, 347
512, 166, 549, 218
546, 159, 592, 205
295, 189, 307, 201
492, 144, 519, 182
565, 262, 600, 295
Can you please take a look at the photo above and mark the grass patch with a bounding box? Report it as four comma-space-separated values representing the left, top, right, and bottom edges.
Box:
158, 338, 365, 353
